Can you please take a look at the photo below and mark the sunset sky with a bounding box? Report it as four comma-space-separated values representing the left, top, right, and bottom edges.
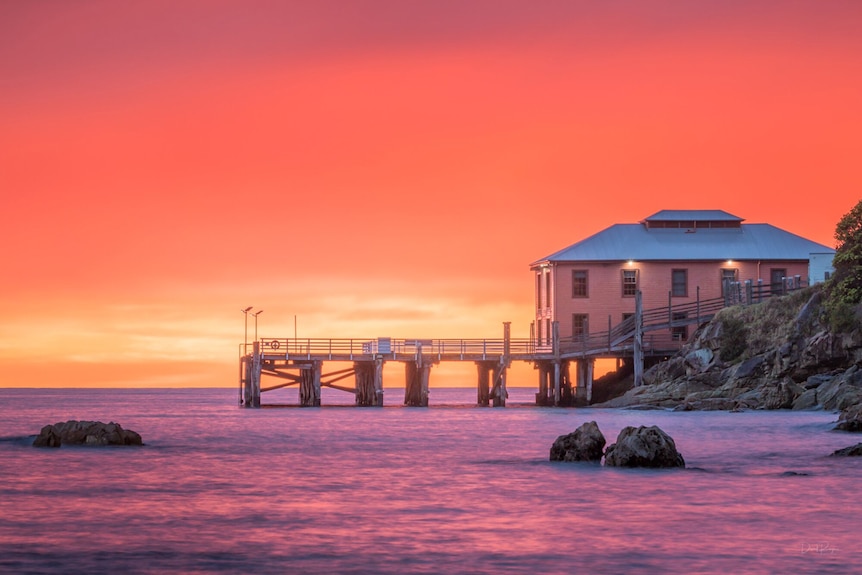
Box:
2, 1, 860, 389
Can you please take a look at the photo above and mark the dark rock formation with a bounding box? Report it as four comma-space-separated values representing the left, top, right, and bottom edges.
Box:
834, 404, 862, 432
604, 425, 685, 468
594, 287, 862, 416
550, 421, 606, 462
830, 443, 862, 457
33, 420, 143, 448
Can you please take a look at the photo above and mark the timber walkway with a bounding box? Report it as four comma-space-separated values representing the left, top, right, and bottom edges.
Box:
239, 279, 807, 408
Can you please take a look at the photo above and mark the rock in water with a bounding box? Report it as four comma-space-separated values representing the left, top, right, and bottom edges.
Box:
834, 405, 862, 432
831, 443, 862, 457
550, 421, 606, 462
32, 425, 62, 448
32, 420, 143, 447
604, 425, 685, 468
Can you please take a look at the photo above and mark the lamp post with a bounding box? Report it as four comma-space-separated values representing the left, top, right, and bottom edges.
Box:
241, 306, 253, 351
253, 309, 264, 342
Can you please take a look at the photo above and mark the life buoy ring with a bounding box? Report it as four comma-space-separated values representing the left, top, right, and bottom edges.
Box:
269, 340, 280, 350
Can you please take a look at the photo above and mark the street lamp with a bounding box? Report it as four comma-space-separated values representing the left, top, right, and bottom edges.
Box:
241, 306, 253, 350
252, 309, 264, 342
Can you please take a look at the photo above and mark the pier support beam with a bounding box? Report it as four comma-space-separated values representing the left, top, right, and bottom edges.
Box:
535, 362, 551, 406
575, 358, 594, 405
491, 360, 507, 407
535, 360, 573, 406
355, 360, 384, 407
241, 356, 252, 407
251, 341, 262, 407
634, 290, 644, 387
477, 362, 492, 406
404, 361, 431, 406
299, 361, 322, 407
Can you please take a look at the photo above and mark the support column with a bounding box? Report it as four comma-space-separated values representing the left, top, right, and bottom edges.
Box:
585, 358, 594, 404
535, 361, 553, 406
491, 360, 507, 407
300, 361, 322, 407
242, 355, 252, 407
477, 362, 491, 406
355, 361, 378, 406
553, 361, 561, 406
250, 341, 262, 408
374, 358, 385, 407
404, 362, 431, 406
634, 290, 644, 387
493, 322, 510, 407
559, 360, 572, 406
552, 321, 561, 406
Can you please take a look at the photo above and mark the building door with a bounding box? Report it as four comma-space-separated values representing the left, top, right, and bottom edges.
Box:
771, 268, 787, 296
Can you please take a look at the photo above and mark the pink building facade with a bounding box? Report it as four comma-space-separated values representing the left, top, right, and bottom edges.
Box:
531, 210, 834, 348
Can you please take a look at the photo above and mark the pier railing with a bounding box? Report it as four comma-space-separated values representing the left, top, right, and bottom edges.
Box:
250, 337, 539, 361
243, 280, 811, 363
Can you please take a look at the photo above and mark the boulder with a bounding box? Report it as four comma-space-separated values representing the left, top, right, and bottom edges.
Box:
32, 425, 62, 448
684, 348, 714, 375
604, 425, 685, 468
834, 405, 862, 432
33, 420, 143, 447
791, 388, 819, 410
831, 443, 862, 457
550, 421, 606, 462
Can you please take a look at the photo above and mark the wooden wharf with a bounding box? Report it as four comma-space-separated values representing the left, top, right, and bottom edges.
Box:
239, 280, 806, 408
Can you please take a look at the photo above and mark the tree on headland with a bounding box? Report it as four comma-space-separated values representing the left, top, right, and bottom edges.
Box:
826, 199, 862, 331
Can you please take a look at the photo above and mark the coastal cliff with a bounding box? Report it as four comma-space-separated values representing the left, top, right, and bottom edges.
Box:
596, 285, 862, 422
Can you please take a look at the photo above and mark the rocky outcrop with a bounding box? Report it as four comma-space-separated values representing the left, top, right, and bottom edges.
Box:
834, 403, 862, 431
595, 287, 862, 416
33, 420, 143, 448
550, 421, 606, 462
604, 425, 685, 468
831, 443, 862, 457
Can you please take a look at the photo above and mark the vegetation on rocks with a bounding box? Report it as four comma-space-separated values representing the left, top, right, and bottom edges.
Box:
825, 199, 862, 333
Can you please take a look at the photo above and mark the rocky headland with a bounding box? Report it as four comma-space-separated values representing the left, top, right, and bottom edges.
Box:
595, 286, 862, 430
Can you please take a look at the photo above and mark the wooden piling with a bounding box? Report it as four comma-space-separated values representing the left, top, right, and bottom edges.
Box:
300, 361, 322, 406
477, 362, 492, 406
250, 341, 262, 408
491, 360, 507, 407
634, 290, 644, 387
535, 361, 553, 406
404, 361, 431, 406
241, 356, 252, 407
354, 362, 375, 406
374, 359, 384, 406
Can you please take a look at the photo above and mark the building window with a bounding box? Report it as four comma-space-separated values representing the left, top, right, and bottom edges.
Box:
572, 270, 588, 298
572, 314, 589, 340
721, 269, 738, 295
545, 270, 552, 309
671, 269, 688, 297
672, 312, 688, 341
622, 269, 638, 297
545, 318, 552, 345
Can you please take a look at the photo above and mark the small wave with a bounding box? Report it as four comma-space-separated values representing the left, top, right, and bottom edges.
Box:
0, 435, 35, 447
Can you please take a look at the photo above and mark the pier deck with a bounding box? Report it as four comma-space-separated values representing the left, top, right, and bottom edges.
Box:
239, 281, 806, 408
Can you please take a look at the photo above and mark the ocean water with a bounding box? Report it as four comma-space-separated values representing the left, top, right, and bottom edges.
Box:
1, 387, 860, 575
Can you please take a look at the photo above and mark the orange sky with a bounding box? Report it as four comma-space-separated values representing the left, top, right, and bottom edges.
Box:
1, 1, 860, 388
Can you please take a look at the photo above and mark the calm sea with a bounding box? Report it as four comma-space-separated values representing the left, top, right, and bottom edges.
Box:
0, 387, 859, 575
